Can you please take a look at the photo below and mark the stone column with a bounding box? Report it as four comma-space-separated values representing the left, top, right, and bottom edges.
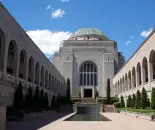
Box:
0, 104, 6, 130
81, 86, 84, 98
141, 65, 144, 86
92, 87, 95, 98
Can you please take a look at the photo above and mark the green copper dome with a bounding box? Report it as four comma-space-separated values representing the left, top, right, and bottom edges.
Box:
69, 28, 109, 40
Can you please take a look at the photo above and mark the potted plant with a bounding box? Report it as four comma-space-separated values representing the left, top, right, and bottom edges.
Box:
150, 112, 155, 121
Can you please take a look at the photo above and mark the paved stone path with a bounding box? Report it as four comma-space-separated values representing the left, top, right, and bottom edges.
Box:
6, 111, 70, 130
38, 113, 155, 130
6, 112, 155, 130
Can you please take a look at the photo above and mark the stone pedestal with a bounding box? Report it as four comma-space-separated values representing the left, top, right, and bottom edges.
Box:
0, 104, 6, 130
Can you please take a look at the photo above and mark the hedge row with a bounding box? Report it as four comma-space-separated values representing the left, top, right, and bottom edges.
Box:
120, 108, 155, 114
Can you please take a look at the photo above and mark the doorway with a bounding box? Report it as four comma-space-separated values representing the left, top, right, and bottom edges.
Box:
84, 89, 92, 98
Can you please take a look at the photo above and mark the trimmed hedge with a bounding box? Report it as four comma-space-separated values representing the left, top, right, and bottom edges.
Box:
120, 108, 155, 114
97, 97, 119, 104
114, 102, 121, 108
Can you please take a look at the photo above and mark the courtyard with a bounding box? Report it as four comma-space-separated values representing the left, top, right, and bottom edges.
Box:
6, 111, 155, 130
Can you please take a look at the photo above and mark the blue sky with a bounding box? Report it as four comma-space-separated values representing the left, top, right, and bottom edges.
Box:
1, 0, 155, 60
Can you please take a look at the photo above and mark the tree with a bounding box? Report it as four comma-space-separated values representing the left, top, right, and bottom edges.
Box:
51, 95, 55, 107
132, 94, 136, 108
95, 90, 99, 99
146, 97, 150, 107
44, 93, 49, 108
136, 90, 141, 108
107, 78, 111, 104
127, 95, 132, 108
40, 89, 44, 108
120, 96, 125, 108
66, 79, 71, 99
151, 87, 155, 109
25, 87, 33, 109
141, 87, 148, 109
13, 82, 24, 109
33, 86, 40, 109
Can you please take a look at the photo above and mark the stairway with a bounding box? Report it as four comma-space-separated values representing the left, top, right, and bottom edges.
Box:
80, 98, 97, 104
103, 105, 116, 113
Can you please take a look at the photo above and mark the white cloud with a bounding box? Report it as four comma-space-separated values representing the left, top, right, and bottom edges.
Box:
125, 36, 133, 46
45, 5, 51, 10
52, 8, 65, 18
140, 28, 153, 38
60, 0, 70, 2
27, 29, 72, 56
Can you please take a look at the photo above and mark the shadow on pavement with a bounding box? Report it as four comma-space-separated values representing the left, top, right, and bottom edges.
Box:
6, 111, 71, 130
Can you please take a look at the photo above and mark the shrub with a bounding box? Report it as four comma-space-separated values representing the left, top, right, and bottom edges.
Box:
141, 87, 147, 109
120, 96, 125, 108
25, 87, 33, 109
151, 87, 155, 109
150, 112, 155, 121
116, 108, 120, 113
136, 90, 141, 108
107, 78, 111, 104
110, 97, 119, 104
132, 94, 136, 108
114, 102, 121, 108
13, 82, 24, 109
33, 86, 40, 109
127, 95, 132, 108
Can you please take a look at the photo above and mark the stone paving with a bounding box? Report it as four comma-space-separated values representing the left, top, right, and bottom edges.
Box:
6, 112, 155, 130
39, 113, 155, 130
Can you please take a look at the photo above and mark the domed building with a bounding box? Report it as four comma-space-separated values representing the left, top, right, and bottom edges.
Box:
52, 28, 125, 98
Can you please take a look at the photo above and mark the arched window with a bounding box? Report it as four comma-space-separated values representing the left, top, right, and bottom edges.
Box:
19, 49, 27, 79
137, 62, 141, 86
45, 70, 48, 88
132, 67, 136, 88
40, 66, 44, 86
7, 40, 18, 76
80, 61, 97, 86
0, 29, 5, 70
149, 50, 155, 80
35, 62, 40, 85
28, 57, 34, 82
142, 57, 148, 83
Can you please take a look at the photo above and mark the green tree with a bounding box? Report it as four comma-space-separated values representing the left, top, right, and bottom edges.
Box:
127, 95, 132, 108
120, 96, 125, 108
51, 95, 55, 107
13, 82, 24, 109
44, 93, 49, 108
33, 86, 40, 109
146, 97, 150, 107
40, 89, 44, 108
66, 79, 71, 99
151, 87, 155, 109
25, 87, 33, 109
141, 87, 147, 109
95, 90, 99, 99
132, 94, 136, 108
136, 90, 141, 108
107, 78, 111, 104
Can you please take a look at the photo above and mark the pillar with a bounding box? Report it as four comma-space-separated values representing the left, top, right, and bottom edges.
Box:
0, 104, 6, 130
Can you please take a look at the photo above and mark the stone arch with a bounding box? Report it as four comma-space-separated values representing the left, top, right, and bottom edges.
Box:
149, 50, 155, 81
79, 61, 98, 86
132, 67, 136, 88
40, 66, 44, 86
35, 62, 40, 85
137, 62, 142, 86
7, 40, 18, 76
0, 28, 5, 70
19, 49, 27, 79
142, 57, 148, 83
28, 56, 34, 82
45, 70, 48, 88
